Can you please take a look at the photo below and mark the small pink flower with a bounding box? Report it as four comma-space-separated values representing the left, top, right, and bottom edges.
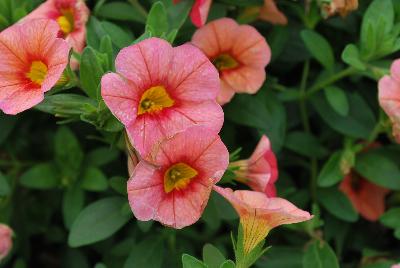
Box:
0, 224, 13, 261
392, 264, 400, 268
127, 126, 229, 229
230, 135, 278, 197
379, 59, 400, 143
23, 0, 89, 54
173, 0, 212, 27
101, 38, 223, 157
192, 18, 271, 105
0, 19, 70, 115
213, 186, 312, 254
259, 0, 287, 25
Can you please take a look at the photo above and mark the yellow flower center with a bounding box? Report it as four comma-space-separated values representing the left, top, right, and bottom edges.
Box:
164, 163, 198, 193
26, 61, 48, 86
56, 9, 75, 35
137, 86, 174, 115
213, 53, 239, 71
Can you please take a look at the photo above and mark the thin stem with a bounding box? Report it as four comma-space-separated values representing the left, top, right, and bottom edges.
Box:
300, 61, 311, 132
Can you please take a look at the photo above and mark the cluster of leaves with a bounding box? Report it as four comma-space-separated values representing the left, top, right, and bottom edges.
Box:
1, 0, 400, 267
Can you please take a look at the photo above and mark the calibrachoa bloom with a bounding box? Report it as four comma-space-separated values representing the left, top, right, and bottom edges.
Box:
259, 0, 287, 25
230, 135, 278, 197
192, 18, 271, 105
213, 186, 312, 254
127, 127, 229, 229
322, 0, 358, 17
392, 264, 400, 268
0, 19, 70, 115
379, 59, 400, 143
339, 171, 390, 221
173, 0, 212, 27
101, 38, 223, 156
23, 0, 89, 54
0, 224, 13, 262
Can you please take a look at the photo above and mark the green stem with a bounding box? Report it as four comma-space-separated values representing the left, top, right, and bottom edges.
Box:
300, 61, 311, 132
306, 67, 357, 98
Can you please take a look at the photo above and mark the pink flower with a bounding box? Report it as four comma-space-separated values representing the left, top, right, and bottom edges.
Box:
339, 172, 390, 221
173, 0, 212, 27
0, 224, 13, 261
23, 0, 89, 54
230, 135, 278, 197
0, 19, 70, 115
392, 264, 400, 268
213, 186, 312, 254
101, 38, 223, 157
379, 59, 400, 143
127, 126, 229, 229
192, 18, 271, 105
259, 0, 288, 25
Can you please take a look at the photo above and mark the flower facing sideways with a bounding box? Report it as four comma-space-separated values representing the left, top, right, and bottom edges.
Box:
127, 127, 229, 229
339, 171, 389, 221
259, 0, 287, 25
23, 0, 89, 54
379, 59, 400, 143
173, 0, 212, 27
101, 38, 223, 157
0, 19, 70, 115
192, 18, 271, 105
230, 135, 278, 197
0, 224, 13, 262
213, 186, 312, 254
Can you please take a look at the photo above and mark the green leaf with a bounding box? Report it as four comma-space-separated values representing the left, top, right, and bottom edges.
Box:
20, 163, 59, 189
285, 131, 328, 158
124, 237, 164, 268
81, 167, 108, 192
36, 94, 97, 117
220, 260, 235, 268
300, 30, 334, 70
109, 176, 127, 195
63, 185, 85, 229
256, 246, 303, 268
55, 127, 84, 183
354, 150, 400, 190
341, 44, 366, 70
80, 47, 105, 100
182, 254, 207, 268
318, 188, 358, 222
68, 197, 131, 247
324, 86, 349, 117
203, 244, 226, 268
99, 35, 113, 71
97, 2, 146, 23
146, 2, 168, 38
217, 0, 263, 7
0, 113, 17, 145
311, 92, 376, 139
317, 151, 343, 187
101, 21, 133, 49
86, 147, 119, 167
380, 207, 400, 229
302, 240, 339, 268
0, 171, 10, 196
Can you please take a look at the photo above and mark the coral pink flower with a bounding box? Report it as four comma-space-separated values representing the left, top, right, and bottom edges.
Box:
230, 135, 278, 197
213, 186, 312, 254
259, 0, 288, 25
127, 127, 229, 229
101, 38, 223, 157
379, 59, 400, 143
339, 172, 390, 221
192, 18, 271, 105
0, 19, 70, 115
0, 224, 13, 261
173, 0, 212, 27
23, 0, 89, 54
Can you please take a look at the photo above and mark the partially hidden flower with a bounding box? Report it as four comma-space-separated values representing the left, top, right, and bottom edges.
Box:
213, 186, 312, 254
173, 0, 212, 27
322, 0, 358, 17
259, 0, 287, 25
230, 135, 278, 197
379, 59, 400, 144
127, 126, 229, 229
0, 19, 70, 115
23, 0, 89, 54
101, 37, 223, 157
192, 18, 271, 105
0, 224, 13, 262
392, 264, 400, 268
339, 171, 390, 221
